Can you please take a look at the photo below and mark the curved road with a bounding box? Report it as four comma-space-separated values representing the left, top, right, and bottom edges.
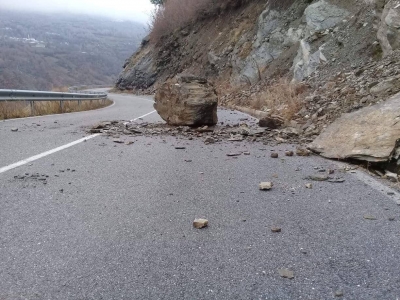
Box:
0, 91, 400, 299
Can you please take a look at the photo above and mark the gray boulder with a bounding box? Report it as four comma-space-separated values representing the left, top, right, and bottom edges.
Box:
308, 92, 400, 162
305, 0, 350, 32
154, 76, 218, 126
378, 1, 400, 56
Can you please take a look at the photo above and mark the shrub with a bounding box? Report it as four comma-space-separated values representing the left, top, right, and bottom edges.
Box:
251, 79, 307, 123
149, 0, 253, 43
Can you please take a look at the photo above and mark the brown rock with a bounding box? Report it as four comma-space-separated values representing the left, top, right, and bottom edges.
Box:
259, 115, 284, 129
154, 77, 218, 126
308, 92, 400, 162
271, 152, 279, 158
285, 151, 294, 156
296, 147, 310, 156
193, 218, 208, 229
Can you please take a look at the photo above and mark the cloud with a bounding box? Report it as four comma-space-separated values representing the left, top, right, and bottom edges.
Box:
0, 0, 154, 22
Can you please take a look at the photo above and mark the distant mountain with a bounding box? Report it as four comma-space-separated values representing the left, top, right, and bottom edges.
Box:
0, 10, 147, 90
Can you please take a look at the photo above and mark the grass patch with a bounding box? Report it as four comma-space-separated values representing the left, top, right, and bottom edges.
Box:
251, 79, 307, 123
0, 99, 113, 120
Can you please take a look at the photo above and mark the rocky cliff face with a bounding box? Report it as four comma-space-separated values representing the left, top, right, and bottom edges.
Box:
116, 0, 400, 106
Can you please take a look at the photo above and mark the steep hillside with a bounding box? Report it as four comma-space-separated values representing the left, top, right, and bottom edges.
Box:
0, 10, 146, 90
116, 0, 400, 140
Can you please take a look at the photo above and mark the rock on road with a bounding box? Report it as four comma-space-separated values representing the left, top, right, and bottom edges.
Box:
0, 90, 400, 299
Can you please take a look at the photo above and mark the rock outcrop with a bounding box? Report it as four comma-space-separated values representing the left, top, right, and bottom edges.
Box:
115, 43, 157, 90
308, 92, 400, 162
154, 76, 218, 126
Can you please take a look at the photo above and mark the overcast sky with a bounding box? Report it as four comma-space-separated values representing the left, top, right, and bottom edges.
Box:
0, 0, 154, 23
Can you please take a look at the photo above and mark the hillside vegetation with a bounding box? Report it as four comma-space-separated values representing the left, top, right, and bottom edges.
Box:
0, 10, 146, 90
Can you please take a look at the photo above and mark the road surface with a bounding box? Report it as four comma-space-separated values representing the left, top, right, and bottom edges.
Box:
1, 91, 399, 299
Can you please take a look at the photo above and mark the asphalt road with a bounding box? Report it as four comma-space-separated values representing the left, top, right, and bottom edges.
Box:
1, 91, 400, 300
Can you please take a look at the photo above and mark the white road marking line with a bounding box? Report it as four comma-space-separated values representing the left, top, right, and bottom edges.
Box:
0, 110, 157, 174
130, 110, 156, 122
0, 134, 100, 174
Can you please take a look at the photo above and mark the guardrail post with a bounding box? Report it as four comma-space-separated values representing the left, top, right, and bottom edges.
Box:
30, 101, 34, 116
78, 100, 81, 108
59, 100, 63, 113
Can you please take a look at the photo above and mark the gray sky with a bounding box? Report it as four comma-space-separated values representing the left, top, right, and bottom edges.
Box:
0, 0, 154, 22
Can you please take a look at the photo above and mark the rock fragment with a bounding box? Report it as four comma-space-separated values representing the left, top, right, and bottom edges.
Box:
334, 290, 344, 297
271, 152, 279, 158
285, 151, 294, 156
259, 182, 273, 190
258, 115, 284, 129
363, 215, 377, 220
278, 268, 294, 279
227, 153, 241, 157
271, 227, 281, 233
204, 136, 215, 144
305, 183, 313, 189
193, 218, 208, 229
296, 147, 310, 156
307, 174, 329, 181
11, 128, 18, 132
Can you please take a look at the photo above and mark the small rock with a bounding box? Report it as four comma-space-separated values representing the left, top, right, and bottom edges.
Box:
113, 139, 124, 143
328, 177, 345, 183
305, 183, 313, 189
334, 290, 344, 297
388, 217, 395, 221
363, 215, 377, 220
278, 268, 294, 279
204, 136, 215, 144
285, 151, 294, 157
227, 153, 241, 157
259, 182, 273, 190
307, 174, 329, 181
296, 148, 310, 156
271, 227, 281, 233
193, 218, 208, 229
271, 152, 279, 158
259, 115, 284, 129
90, 128, 102, 133
175, 146, 186, 149
125, 141, 134, 145
11, 128, 18, 132
243, 151, 250, 155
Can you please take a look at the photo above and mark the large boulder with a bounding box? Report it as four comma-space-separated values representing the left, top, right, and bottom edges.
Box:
304, 0, 350, 32
377, 1, 400, 56
154, 76, 218, 126
308, 92, 400, 162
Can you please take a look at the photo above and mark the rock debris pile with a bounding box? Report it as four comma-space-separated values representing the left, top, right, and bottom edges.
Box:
89, 116, 315, 145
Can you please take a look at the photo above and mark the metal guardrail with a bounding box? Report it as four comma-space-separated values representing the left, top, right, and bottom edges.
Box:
0, 89, 107, 101
0, 89, 108, 115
